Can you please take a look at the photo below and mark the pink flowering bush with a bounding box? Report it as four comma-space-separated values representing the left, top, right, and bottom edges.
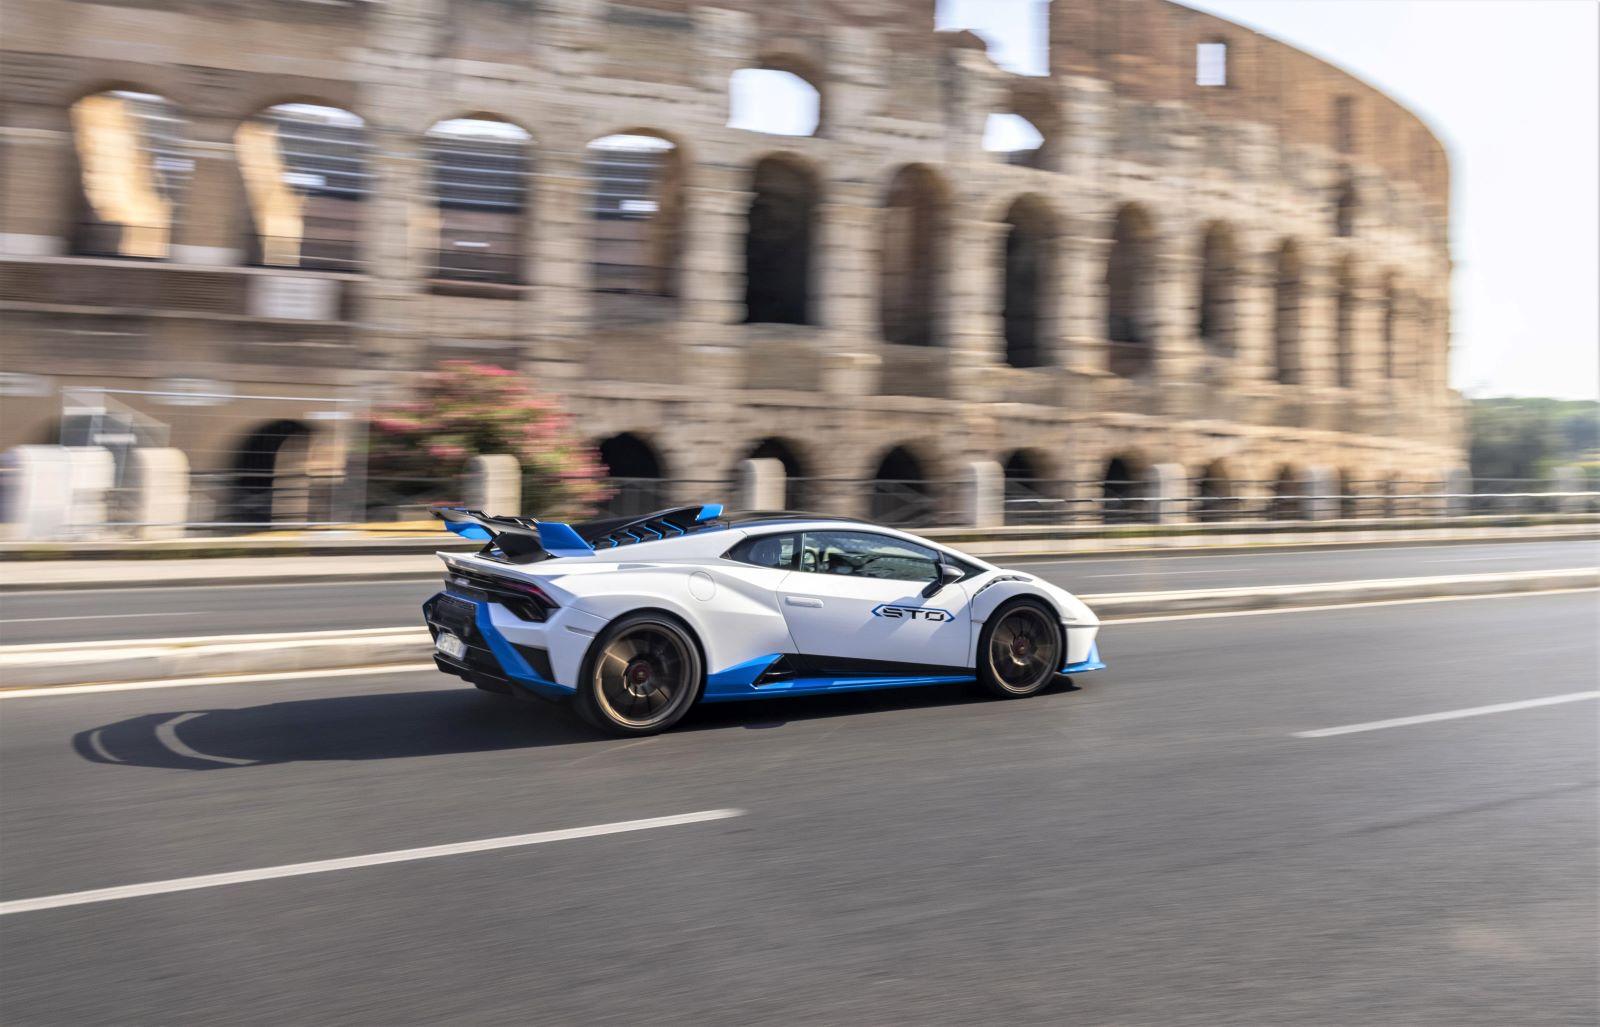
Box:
368, 361, 610, 519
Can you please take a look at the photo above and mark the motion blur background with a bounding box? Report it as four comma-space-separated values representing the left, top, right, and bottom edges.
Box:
2, 0, 1593, 537
1, 4, 1597, 1025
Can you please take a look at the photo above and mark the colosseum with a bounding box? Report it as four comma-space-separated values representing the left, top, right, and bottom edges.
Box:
0, 0, 1462, 527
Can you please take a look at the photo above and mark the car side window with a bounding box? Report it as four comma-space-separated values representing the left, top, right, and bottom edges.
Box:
799, 531, 941, 583
726, 532, 797, 570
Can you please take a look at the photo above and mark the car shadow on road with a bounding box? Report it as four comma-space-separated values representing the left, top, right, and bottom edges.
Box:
72, 678, 1085, 771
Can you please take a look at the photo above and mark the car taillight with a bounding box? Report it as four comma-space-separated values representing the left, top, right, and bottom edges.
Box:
446, 571, 559, 622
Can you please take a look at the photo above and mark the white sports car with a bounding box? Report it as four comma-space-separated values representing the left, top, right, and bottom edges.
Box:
424, 505, 1104, 735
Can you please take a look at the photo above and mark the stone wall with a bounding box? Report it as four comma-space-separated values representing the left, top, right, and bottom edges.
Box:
0, 0, 1463, 519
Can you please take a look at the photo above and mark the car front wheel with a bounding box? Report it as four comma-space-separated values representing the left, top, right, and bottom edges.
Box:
574, 613, 703, 736
976, 599, 1062, 699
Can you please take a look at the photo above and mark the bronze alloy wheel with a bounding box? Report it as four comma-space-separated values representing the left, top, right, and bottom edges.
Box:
586, 616, 701, 733
982, 602, 1061, 697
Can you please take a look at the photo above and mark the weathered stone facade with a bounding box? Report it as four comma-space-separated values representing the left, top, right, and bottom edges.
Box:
0, 0, 1463, 520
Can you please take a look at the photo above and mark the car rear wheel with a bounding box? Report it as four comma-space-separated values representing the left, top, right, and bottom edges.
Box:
976, 600, 1062, 699
575, 613, 703, 736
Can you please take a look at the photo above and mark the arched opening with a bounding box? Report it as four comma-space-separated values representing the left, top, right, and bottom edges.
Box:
1334, 177, 1358, 238
869, 446, 935, 527
984, 113, 1046, 168
68, 90, 189, 259
744, 155, 819, 325
1334, 258, 1357, 388
1272, 240, 1303, 385
745, 437, 809, 510
1003, 449, 1059, 525
1197, 221, 1237, 357
1381, 274, 1400, 379
727, 66, 821, 137
596, 432, 668, 517
1106, 204, 1157, 376
1195, 459, 1238, 522
880, 165, 949, 347
423, 116, 531, 285
1102, 454, 1153, 524
237, 103, 368, 271
588, 132, 684, 323
1270, 465, 1307, 520
1000, 195, 1056, 369
229, 420, 314, 524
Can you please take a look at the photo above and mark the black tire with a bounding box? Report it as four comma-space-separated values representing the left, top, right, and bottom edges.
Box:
573, 612, 703, 736
975, 599, 1062, 699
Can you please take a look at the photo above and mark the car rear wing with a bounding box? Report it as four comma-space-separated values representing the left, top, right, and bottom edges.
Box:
433, 504, 724, 564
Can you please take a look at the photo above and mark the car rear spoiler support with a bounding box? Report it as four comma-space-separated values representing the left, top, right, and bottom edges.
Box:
433, 504, 724, 563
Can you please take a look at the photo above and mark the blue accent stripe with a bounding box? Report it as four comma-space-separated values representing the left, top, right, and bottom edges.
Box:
706, 653, 784, 691
1061, 641, 1106, 674
444, 521, 493, 541
472, 603, 574, 698
535, 521, 594, 557
696, 504, 723, 522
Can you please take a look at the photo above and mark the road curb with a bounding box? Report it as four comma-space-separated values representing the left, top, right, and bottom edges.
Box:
2, 569, 1594, 691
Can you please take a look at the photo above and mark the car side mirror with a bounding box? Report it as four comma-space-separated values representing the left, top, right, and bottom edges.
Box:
922, 563, 964, 599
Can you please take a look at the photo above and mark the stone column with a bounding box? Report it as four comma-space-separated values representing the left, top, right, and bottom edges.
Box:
680, 163, 746, 329
739, 458, 785, 511
128, 448, 191, 539
0, 102, 72, 256
947, 215, 1007, 402
465, 454, 521, 515
1147, 462, 1189, 524
967, 460, 1003, 528
1062, 230, 1112, 375
1303, 465, 1339, 521
172, 119, 245, 266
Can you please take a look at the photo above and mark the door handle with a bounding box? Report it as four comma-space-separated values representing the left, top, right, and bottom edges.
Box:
784, 595, 824, 608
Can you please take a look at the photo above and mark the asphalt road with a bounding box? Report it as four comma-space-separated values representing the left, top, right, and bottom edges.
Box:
2, 591, 1595, 1025
2, 538, 1595, 645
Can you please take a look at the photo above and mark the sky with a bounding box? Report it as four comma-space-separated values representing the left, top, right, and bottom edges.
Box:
934, 0, 1600, 401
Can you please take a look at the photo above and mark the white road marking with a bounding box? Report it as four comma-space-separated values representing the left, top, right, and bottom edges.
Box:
1104, 586, 1598, 624
1294, 692, 1600, 738
154, 713, 256, 766
1013, 541, 1593, 569
0, 612, 205, 624
0, 663, 438, 699
0, 809, 746, 916
83, 728, 121, 763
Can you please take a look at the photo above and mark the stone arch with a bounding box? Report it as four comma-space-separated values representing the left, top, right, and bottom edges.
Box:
596, 432, 670, 516
229, 419, 315, 524
868, 444, 937, 527
728, 56, 823, 137
744, 153, 820, 326
744, 436, 811, 510
1272, 239, 1304, 385
1195, 458, 1239, 522
1101, 451, 1154, 524
1002, 448, 1061, 525
1270, 463, 1308, 520
1000, 194, 1058, 369
67, 89, 190, 259
588, 130, 686, 323
1334, 257, 1358, 388
236, 102, 368, 271
423, 115, 532, 285
1197, 220, 1238, 357
1105, 203, 1158, 376
879, 164, 950, 347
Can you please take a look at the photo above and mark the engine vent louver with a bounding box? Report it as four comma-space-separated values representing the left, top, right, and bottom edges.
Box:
754, 655, 797, 686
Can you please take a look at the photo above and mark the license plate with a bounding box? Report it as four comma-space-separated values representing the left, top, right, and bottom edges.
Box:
435, 632, 467, 660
